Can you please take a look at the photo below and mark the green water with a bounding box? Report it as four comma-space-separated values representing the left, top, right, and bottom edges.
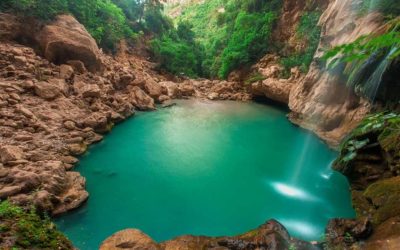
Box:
55, 100, 354, 249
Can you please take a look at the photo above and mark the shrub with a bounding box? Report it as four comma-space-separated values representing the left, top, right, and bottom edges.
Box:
0, 201, 73, 249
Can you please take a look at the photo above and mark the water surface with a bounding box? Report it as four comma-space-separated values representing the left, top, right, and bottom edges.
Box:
56, 100, 354, 249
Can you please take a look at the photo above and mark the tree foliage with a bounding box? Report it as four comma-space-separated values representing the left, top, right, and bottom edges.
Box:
0, 0, 168, 51
280, 11, 322, 77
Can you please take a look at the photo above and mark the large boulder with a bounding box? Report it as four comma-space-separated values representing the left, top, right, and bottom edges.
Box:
143, 78, 163, 101
251, 78, 294, 104
100, 229, 160, 250
39, 15, 103, 72
128, 86, 156, 111
81, 112, 111, 133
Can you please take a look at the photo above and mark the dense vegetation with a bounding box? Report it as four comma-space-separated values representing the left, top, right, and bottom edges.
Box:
0, 201, 72, 249
335, 112, 400, 173
280, 11, 322, 77
0, 0, 323, 78
169, 0, 282, 78
324, 17, 400, 103
0, 0, 167, 51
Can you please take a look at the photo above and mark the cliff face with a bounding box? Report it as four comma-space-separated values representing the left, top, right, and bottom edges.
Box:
288, 0, 383, 145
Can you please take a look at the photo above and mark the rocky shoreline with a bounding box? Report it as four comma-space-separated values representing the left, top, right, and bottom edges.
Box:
0, 13, 253, 248
1, 0, 399, 248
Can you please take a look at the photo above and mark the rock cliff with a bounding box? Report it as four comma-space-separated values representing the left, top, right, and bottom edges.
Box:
288, 0, 382, 145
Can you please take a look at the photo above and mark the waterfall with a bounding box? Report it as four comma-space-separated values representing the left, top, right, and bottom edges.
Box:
363, 47, 397, 102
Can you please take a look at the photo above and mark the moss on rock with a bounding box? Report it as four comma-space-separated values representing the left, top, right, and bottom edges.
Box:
0, 200, 73, 250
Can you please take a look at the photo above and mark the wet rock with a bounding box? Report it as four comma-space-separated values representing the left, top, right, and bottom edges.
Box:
128, 86, 155, 111
53, 172, 89, 215
363, 176, 400, 225
158, 95, 170, 103
101, 220, 316, 250
82, 112, 111, 133
68, 143, 87, 156
100, 229, 160, 250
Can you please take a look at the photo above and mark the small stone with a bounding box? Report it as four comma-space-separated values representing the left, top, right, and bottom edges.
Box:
68, 143, 87, 156
63, 121, 76, 130
82, 84, 101, 98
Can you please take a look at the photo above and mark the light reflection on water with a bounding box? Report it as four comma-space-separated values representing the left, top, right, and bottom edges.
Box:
55, 100, 355, 249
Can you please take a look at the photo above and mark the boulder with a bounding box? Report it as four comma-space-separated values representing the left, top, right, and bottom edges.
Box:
128, 86, 155, 111
251, 79, 294, 104
67, 60, 87, 74
81, 84, 101, 98
114, 73, 135, 90
34, 81, 64, 100
82, 112, 110, 133
100, 229, 160, 250
143, 78, 163, 100
159, 81, 180, 98
179, 83, 195, 97
0, 146, 24, 164
59, 64, 74, 79
39, 15, 103, 72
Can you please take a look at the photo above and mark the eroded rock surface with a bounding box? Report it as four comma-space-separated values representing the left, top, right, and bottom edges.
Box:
100, 220, 319, 250
288, 0, 383, 145
39, 15, 104, 72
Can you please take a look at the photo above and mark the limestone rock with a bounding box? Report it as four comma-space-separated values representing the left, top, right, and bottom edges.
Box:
0, 146, 24, 164
53, 172, 89, 215
82, 84, 101, 98
179, 83, 195, 97
143, 78, 163, 101
100, 229, 160, 250
288, 0, 383, 144
60, 64, 74, 79
39, 15, 103, 72
101, 220, 316, 250
82, 112, 110, 133
251, 79, 294, 104
34, 81, 63, 100
128, 86, 155, 111
114, 73, 135, 90
67, 60, 87, 73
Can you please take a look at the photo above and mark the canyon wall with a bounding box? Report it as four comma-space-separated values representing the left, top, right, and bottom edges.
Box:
288, 0, 383, 145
